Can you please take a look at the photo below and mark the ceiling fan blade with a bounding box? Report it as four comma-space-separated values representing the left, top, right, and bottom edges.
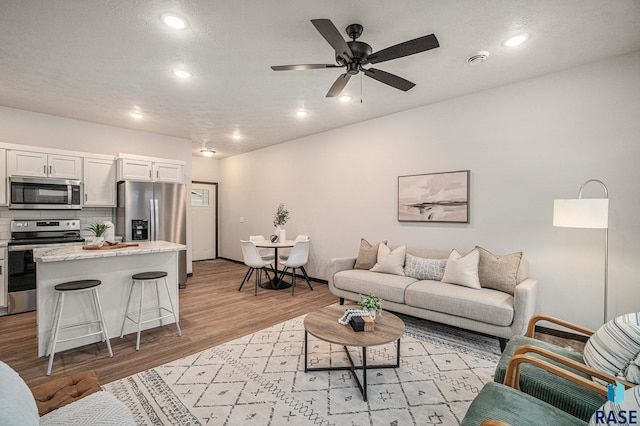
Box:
311, 19, 353, 61
271, 64, 341, 71
367, 34, 439, 64
363, 68, 415, 91
326, 73, 352, 97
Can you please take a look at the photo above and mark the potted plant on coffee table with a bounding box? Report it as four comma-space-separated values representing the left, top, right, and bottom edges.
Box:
359, 293, 382, 320
85, 222, 111, 247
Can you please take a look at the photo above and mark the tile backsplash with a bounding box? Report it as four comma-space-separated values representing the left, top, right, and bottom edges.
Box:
0, 207, 114, 240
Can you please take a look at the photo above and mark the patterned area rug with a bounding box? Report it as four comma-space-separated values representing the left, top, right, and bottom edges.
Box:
104, 311, 501, 425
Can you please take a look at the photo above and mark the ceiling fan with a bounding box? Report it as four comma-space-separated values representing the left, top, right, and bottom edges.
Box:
271, 19, 439, 97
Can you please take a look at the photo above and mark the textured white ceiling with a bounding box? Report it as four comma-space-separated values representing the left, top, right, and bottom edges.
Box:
1, 1, 639, 158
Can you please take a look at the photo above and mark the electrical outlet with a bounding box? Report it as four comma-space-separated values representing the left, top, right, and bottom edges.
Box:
239, 217, 245, 223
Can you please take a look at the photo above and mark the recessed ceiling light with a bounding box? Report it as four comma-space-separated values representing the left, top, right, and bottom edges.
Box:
232, 134, 242, 140
295, 110, 308, 117
172, 69, 192, 79
503, 33, 529, 47
200, 148, 215, 157
161, 13, 188, 30
338, 95, 352, 102
130, 112, 143, 119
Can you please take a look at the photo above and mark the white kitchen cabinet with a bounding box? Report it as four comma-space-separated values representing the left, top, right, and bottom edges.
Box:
8, 150, 82, 179
0, 247, 6, 308
117, 158, 153, 182
0, 149, 6, 206
153, 162, 183, 183
118, 158, 184, 183
83, 158, 116, 207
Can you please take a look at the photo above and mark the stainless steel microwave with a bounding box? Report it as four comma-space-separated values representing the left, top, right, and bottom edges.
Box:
9, 177, 82, 210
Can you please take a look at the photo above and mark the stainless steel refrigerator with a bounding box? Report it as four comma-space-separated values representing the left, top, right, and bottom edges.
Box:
116, 181, 187, 287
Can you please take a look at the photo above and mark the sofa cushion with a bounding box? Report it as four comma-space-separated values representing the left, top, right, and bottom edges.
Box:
404, 253, 447, 281
31, 370, 102, 416
405, 280, 514, 326
441, 249, 481, 289
370, 244, 406, 275
333, 269, 417, 304
0, 360, 39, 426
354, 239, 387, 270
476, 246, 522, 295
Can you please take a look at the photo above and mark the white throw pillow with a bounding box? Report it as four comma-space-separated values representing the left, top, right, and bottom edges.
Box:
370, 244, 406, 276
441, 249, 481, 289
0, 361, 39, 426
583, 313, 640, 385
589, 385, 640, 426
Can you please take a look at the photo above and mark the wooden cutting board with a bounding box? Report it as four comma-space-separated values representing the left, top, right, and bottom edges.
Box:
82, 243, 139, 250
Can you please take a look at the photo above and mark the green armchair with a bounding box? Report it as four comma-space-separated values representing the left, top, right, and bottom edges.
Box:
493, 314, 635, 421
463, 351, 621, 425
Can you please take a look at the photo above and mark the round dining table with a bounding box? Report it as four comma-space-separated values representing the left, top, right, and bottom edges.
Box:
253, 239, 296, 289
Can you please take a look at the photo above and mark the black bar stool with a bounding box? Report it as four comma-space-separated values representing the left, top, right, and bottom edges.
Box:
119, 271, 182, 350
46, 279, 113, 376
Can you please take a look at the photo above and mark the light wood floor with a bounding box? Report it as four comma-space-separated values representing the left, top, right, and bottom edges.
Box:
0, 259, 337, 388
0, 259, 584, 389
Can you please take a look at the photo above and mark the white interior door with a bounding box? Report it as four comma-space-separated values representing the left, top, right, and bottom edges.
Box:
191, 182, 217, 261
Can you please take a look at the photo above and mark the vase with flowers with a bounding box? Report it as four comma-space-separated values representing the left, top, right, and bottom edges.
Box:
273, 203, 289, 242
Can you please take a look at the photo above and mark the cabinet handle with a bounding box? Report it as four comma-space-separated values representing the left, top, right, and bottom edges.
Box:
44, 165, 47, 174
157, 170, 159, 179
49, 165, 52, 175
85, 194, 88, 202
149, 169, 151, 179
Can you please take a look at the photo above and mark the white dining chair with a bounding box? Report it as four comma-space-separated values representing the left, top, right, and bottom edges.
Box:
239, 240, 274, 295
249, 235, 275, 263
277, 239, 312, 295
278, 235, 309, 262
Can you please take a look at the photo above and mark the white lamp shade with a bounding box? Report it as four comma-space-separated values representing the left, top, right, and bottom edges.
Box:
553, 199, 609, 229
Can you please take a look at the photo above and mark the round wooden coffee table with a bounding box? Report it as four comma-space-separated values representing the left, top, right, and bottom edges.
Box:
304, 304, 405, 401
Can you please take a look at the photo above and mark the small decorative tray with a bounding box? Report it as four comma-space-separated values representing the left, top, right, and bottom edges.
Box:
82, 243, 139, 250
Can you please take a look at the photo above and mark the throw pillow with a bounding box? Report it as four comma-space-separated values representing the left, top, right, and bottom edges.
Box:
589, 385, 640, 426
354, 239, 387, 270
370, 243, 406, 276
583, 313, 640, 385
441, 249, 481, 289
476, 246, 523, 295
404, 253, 447, 281
0, 361, 39, 426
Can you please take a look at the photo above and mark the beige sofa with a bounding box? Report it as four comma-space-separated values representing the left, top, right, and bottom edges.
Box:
328, 247, 538, 350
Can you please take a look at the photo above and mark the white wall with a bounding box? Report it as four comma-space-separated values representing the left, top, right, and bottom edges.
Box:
0, 107, 195, 272
219, 51, 640, 330
192, 156, 220, 183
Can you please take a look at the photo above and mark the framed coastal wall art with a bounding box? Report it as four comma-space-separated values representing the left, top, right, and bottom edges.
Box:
398, 170, 470, 223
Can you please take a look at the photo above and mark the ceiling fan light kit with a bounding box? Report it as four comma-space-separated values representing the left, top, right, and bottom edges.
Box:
271, 19, 439, 98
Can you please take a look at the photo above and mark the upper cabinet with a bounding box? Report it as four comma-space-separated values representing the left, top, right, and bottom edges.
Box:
0, 149, 6, 206
83, 158, 116, 207
8, 150, 82, 179
117, 157, 184, 183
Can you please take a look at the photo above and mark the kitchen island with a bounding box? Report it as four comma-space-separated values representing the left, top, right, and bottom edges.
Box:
34, 241, 186, 356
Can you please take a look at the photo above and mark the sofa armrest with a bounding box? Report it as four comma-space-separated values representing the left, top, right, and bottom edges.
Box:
327, 257, 356, 292
510, 278, 538, 337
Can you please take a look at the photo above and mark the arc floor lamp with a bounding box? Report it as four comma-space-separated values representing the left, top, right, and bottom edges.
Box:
553, 179, 609, 324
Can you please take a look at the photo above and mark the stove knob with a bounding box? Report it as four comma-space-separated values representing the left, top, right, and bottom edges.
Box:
24, 223, 29, 227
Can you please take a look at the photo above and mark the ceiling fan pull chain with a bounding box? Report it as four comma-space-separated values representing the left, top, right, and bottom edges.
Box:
360, 72, 363, 103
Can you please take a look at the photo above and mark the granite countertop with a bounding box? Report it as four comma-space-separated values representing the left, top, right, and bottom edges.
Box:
0, 240, 9, 247
33, 240, 186, 263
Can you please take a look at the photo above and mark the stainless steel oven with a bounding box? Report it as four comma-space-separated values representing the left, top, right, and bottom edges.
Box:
9, 176, 82, 210
7, 220, 84, 314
